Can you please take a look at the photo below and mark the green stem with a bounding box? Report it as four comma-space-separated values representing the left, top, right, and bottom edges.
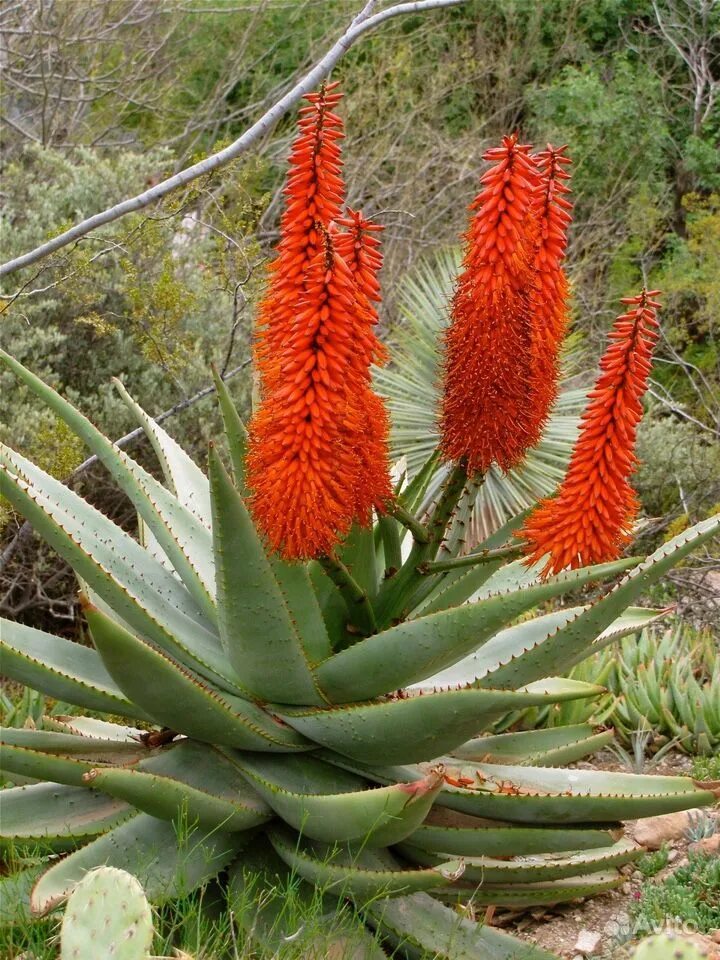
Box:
319, 553, 377, 640
418, 544, 521, 574
374, 461, 469, 627
389, 503, 430, 543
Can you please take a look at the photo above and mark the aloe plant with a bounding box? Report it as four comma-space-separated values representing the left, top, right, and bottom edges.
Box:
0, 350, 718, 958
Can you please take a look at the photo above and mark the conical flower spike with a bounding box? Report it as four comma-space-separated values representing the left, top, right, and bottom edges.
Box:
255, 81, 346, 383
248, 229, 384, 559
521, 290, 661, 576
527, 144, 573, 442
440, 134, 541, 474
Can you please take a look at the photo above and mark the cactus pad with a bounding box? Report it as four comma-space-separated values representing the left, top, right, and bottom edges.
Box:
60, 866, 154, 960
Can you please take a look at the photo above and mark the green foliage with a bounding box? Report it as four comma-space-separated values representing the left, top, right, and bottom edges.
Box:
691, 754, 720, 782
630, 854, 720, 936
635, 845, 669, 879
0, 144, 262, 466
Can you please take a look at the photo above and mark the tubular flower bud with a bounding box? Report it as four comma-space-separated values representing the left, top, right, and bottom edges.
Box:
333, 211, 392, 522
248, 228, 390, 560
521, 290, 661, 576
255, 82, 346, 384
440, 134, 542, 474
526, 145, 573, 442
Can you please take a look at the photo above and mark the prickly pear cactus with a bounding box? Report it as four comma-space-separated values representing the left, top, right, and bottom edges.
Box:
631, 933, 709, 960
60, 866, 154, 960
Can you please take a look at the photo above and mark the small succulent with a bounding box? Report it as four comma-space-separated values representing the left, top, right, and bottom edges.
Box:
611, 624, 720, 756
684, 809, 717, 843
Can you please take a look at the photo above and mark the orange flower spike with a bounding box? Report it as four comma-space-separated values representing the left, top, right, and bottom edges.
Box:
248, 229, 371, 559
521, 290, 662, 576
526, 144, 573, 442
440, 134, 541, 474
256, 82, 347, 379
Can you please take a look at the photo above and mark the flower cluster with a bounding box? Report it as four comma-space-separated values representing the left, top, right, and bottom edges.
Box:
521, 290, 661, 574
247, 91, 659, 578
247, 84, 391, 560
439, 136, 573, 474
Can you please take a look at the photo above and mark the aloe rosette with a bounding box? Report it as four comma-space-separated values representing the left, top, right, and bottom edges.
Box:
0, 350, 718, 959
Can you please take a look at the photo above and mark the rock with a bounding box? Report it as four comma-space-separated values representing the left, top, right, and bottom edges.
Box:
667, 848, 679, 862
633, 809, 706, 849
688, 833, 720, 857
683, 932, 720, 960
574, 930, 603, 955
621, 882, 632, 894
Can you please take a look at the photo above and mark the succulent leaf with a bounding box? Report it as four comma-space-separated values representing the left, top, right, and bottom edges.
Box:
276, 680, 605, 764
452, 723, 615, 766
268, 826, 465, 899
0, 450, 236, 693
209, 446, 329, 704
363, 891, 554, 959
316, 563, 635, 703
0, 618, 152, 721
84, 602, 310, 751
0, 783, 133, 853
230, 752, 443, 845
83, 741, 272, 831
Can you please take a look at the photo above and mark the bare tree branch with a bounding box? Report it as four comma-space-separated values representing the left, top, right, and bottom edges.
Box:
0, 0, 466, 279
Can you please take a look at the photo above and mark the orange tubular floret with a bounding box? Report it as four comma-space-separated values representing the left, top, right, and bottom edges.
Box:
526, 144, 573, 444
520, 290, 661, 576
440, 134, 542, 474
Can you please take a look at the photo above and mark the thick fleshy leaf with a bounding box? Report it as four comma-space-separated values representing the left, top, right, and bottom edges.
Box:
0, 451, 238, 694
229, 752, 443, 846
31, 814, 246, 915
0, 618, 152, 721
364, 892, 554, 960
84, 602, 310, 752
484, 513, 720, 688
407, 808, 621, 857
268, 827, 464, 899
316, 560, 636, 703
114, 378, 212, 526
209, 447, 328, 704
452, 724, 615, 766
419, 606, 666, 692
211, 365, 249, 495
276, 680, 604, 764
0, 782, 133, 852
357, 761, 718, 823
0, 353, 216, 620
397, 838, 641, 883
0, 728, 150, 787
83, 740, 272, 831
435, 871, 623, 907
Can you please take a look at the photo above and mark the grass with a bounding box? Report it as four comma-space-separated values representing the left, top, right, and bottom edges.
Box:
0, 859, 389, 959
